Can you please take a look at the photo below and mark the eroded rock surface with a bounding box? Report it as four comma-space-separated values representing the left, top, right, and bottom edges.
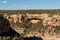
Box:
1, 13, 60, 40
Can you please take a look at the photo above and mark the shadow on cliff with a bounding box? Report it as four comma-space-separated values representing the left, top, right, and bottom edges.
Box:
0, 15, 19, 37
23, 36, 43, 40
0, 15, 43, 40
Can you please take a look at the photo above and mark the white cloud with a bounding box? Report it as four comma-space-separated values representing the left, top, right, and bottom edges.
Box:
21, 5, 29, 9
22, 5, 29, 8
3, 1, 7, 4
13, 4, 17, 7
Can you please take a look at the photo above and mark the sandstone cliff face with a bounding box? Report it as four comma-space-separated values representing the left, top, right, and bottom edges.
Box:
3, 13, 60, 26
1, 13, 60, 40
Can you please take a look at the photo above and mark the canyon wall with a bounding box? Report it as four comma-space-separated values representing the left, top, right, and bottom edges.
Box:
3, 13, 60, 26
1, 13, 60, 40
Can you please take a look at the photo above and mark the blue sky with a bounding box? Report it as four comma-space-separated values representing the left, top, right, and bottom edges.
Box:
0, 0, 60, 10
